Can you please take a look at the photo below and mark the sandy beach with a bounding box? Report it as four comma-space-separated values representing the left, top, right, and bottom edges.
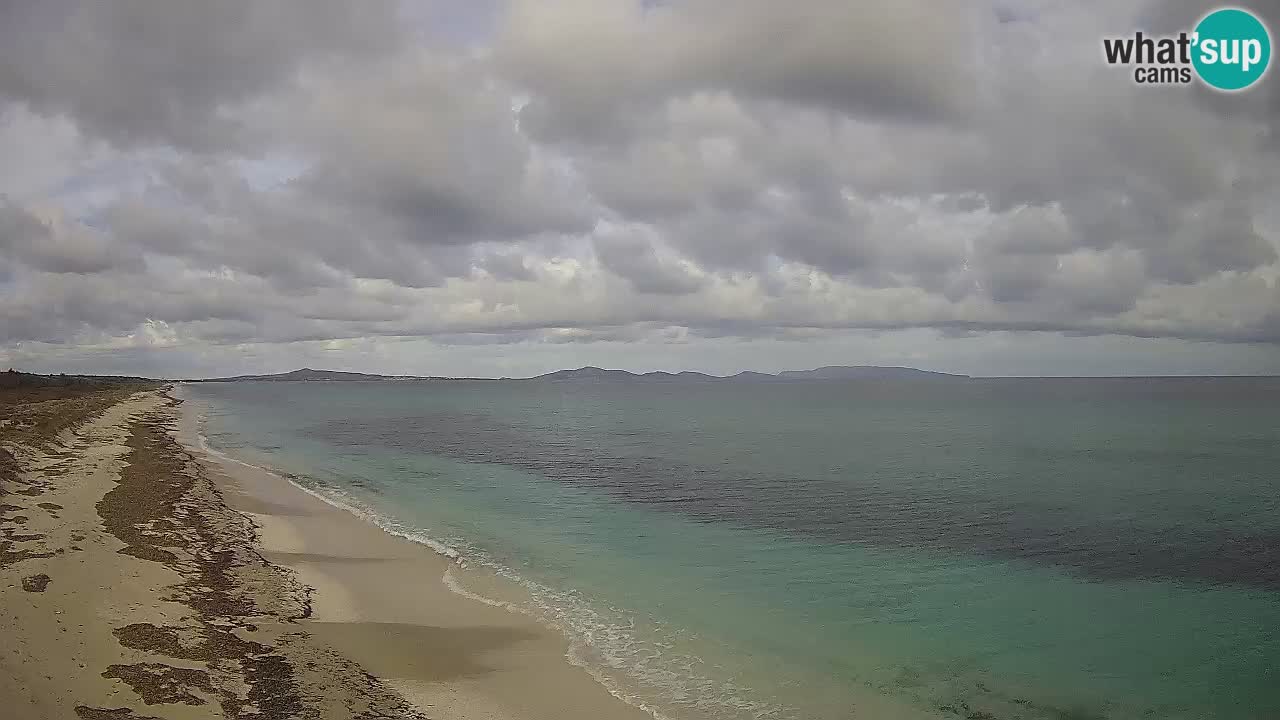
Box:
1, 385, 648, 719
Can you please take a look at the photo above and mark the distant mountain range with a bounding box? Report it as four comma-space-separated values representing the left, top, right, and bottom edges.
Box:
195, 368, 427, 382
192, 365, 968, 382
776, 366, 961, 380
531, 366, 966, 381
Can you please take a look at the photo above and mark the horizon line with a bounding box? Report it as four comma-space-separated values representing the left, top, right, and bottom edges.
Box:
11, 367, 1279, 382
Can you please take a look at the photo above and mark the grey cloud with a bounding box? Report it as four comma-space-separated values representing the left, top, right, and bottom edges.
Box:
2, 0, 1280, 375
425, 325, 683, 347
101, 199, 351, 290
594, 227, 707, 295
0, 0, 402, 151
101, 162, 454, 290
1146, 196, 1276, 283
0, 201, 139, 274
976, 252, 1059, 304
1047, 249, 1148, 316
269, 54, 596, 247
0, 106, 102, 199
977, 205, 1076, 256
499, 0, 977, 143
477, 249, 537, 281
514, 1, 1278, 319
578, 121, 763, 218
1140, 0, 1280, 135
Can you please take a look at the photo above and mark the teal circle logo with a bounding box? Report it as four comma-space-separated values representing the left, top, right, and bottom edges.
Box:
1192, 8, 1272, 91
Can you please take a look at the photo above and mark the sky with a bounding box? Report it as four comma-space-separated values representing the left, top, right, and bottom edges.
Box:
2, 0, 1280, 379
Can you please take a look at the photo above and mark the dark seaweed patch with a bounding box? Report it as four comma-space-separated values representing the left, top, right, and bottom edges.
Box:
21, 573, 51, 592
102, 662, 213, 705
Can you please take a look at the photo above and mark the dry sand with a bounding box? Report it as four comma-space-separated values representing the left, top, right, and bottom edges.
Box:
174, 391, 651, 720
1, 385, 649, 719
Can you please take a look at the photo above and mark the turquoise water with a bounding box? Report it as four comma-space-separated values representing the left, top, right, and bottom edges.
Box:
182, 378, 1280, 719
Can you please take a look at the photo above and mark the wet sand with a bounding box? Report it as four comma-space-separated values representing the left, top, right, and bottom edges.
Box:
1, 385, 645, 719
175, 389, 650, 720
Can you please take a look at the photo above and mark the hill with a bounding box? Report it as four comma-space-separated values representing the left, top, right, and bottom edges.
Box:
196, 368, 405, 382
527, 367, 639, 382
527, 365, 967, 381
190, 365, 968, 383
775, 366, 966, 380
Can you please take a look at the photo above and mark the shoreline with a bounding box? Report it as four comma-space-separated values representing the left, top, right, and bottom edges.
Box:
173, 386, 653, 720
1, 387, 424, 718
1, 385, 649, 719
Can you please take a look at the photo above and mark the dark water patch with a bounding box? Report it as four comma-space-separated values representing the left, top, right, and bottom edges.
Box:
192, 379, 1280, 720
938, 679, 1122, 720
304, 408, 1280, 591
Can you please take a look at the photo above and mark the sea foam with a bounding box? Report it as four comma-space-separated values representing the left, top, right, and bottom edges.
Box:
192, 417, 787, 720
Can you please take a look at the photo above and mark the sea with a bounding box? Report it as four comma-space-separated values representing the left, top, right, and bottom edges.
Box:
180, 377, 1280, 720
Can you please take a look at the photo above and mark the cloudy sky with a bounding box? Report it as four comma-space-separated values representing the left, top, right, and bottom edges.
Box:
2, 0, 1280, 378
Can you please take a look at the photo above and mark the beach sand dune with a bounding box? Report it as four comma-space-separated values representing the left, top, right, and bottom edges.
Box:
1, 385, 646, 719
